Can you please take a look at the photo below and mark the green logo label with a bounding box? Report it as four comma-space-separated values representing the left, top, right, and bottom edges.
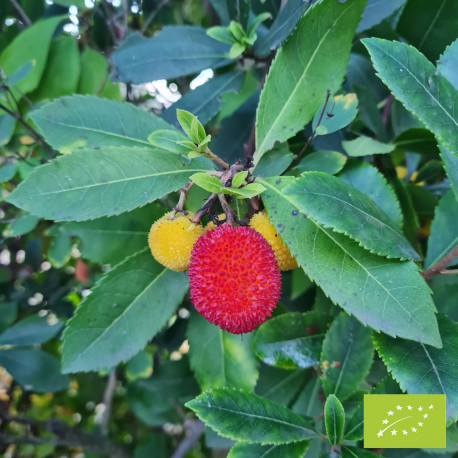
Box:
364, 394, 446, 449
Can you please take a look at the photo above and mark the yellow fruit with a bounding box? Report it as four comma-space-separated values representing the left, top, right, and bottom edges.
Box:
249, 211, 298, 271
206, 213, 227, 231
148, 212, 204, 271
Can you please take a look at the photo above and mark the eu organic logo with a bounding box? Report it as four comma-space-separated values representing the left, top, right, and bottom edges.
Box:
364, 394, 446, 449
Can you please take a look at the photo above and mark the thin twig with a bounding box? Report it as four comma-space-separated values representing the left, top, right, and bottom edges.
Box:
174, 181, 194, 213
141, 0, 171, 34
101, 0, 119, 44
204, 147, 230, 170
287, 89, 331, 170
100, 369, 117, 435
191, 193, 218, 223
170, 420, 205, 458
120, 0, 129, 40
218, 194, 235, 225
421, 245, 458, 280
9, 0, 32, 26
0, 102, 54, 156
382, 94, 394, 126
438, 269, 458, 275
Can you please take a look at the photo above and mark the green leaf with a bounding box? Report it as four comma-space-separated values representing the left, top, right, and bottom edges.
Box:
254, 0, 367, 162
393, 128, 439, 155
313, 94, 358, 135
6, 147, 211, 222
284, 172, 419, 260
187, 312, 258, 391
190, 172, 223, 194
373, 314, 458, 422
6, 61, 33, 86
0, 162, 17, 182
362, 38, 458, 155
320, 313, 373, 401
324, 394, 345, 446
353, 84, 387, 141
147, 130, 191, 154
229, 21, 246, 42
0, 16, 63, 95
162, 72, 244, 127
256, 365, 308, 406
77, 47, 121, 100
221, 182, 266, 199
0, 302, 17, 334
425, 191, 458, 270
438, 39, 458, 89
128, 358, 199, 426
253, 143, 293, 178
254, 0, 307, 57
177, 109, 203, 143
229, 42, 246, 59
439, 145, 458, 200
61, 248, 189, 373
258, 176, 442, 348
232, 171, 248, 188
186, 387, 316, 444
113, 26, 231, 84
227, 0, 250, 30
228, 441, 310, 458
252, 312, 325, 370
46, 225, 72, 268
207, 26, 237, 45
29, 95, 176, 153
58, 204, 165, 266
341, 446, 381, 458
126, 350, 153, 381
396, 0, 458, 61
247, 12, 272, 38
0, 315, 62, 347
344, 375, 402, 441
296, 151, 347, 176
338, 161, 402, 229
357, 0, 405, 32
342, 136, 395, 157
3, 213, 39, 237
0, 349, 69, 393
30, 35, 80, 102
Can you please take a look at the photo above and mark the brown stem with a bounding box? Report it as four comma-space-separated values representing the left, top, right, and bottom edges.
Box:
101, 0, 119, 44
170, 420, 205, 458
204, 147, 229, 170
191, 193, 218, 223
421, 245, 458, 280
9, 0, 31, 26
0, 102, 54, 156
100, 369, 117, 435
382, 94, 394, 126
218, 194, 235, 225
174, 181, 194, 213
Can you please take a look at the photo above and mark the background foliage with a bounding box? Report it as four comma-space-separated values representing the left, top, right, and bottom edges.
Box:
0, 0, 457, 457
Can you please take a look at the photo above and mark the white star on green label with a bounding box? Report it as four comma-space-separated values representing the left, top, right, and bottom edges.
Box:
364, 394, 446, 448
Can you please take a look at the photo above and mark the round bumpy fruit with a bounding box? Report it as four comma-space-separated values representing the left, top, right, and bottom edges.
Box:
188, 225, 282, 334
250, 211, 298, 271
148, 212, 204, 272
